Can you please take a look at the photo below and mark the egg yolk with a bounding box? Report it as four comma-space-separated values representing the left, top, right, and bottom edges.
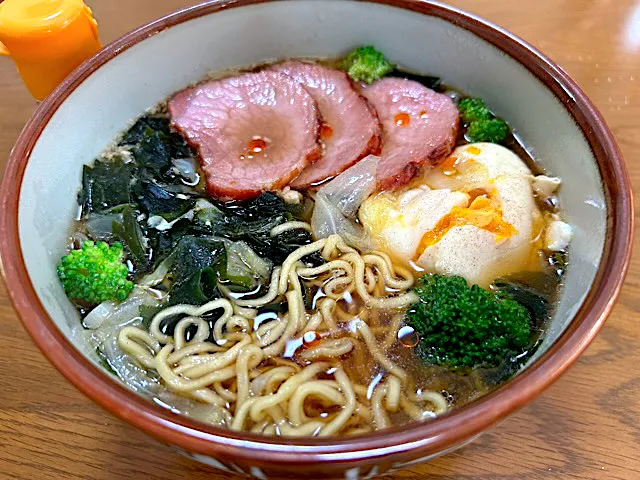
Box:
416, 195, 517, 256
466, 145, 482, 155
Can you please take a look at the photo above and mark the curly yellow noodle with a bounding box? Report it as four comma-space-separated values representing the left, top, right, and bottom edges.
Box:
299, 337, 354, 361
288, 381, 345, 426
249, 362, 329, 423
319, 367, 356, 436
269, 221, 312, 237
213, 381, 236, 402
174, 317, 209, 349
236, 345, 264, 408
352, 319, 408, 382
118, 326, 160, 369
385, 375, 402, 412
116, 226, 451, 437
371, 383, 390, 429
150, 298, 234, 344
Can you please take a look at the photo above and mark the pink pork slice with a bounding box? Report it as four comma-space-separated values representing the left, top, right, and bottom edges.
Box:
270, 61, 382, 188
168, 70, 322, 200
360, 77, 459, 190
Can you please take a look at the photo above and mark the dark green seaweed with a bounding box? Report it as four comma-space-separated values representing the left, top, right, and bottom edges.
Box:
169, 236, 226, 286
169, 266, 220, 306
135, 181, 195, 221
77, 114, 323, 309
111, 205, 149, 269
120, 115, 192, 161
80, 157, 136, 214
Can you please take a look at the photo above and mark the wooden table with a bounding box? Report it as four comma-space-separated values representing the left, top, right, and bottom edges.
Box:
1, 1, 638, 478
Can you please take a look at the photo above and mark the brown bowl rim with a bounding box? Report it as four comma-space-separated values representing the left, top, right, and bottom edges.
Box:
0, 0, 633, 469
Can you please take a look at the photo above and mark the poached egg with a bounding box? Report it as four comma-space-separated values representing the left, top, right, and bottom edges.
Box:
359, 143, 544, 286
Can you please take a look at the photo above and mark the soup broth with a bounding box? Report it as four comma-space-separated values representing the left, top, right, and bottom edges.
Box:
62, 50, 569, 437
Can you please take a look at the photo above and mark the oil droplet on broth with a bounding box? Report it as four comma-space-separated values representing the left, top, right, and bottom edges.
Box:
398, 325, 419, 347
240, 136, 270, 160
320, 124, 333, 139
248, 137, 268, 153
283, 331, 322, 358
394, 112, 410, 127
303, 331, 321, 348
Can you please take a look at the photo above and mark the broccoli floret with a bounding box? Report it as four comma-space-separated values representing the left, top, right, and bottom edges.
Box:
458, 97, 510, 144
466, 118, 509, 143
458, 97, 491, 123
342, 46, 394, 84
57, 241, 134, 305
406, 274, 531, 370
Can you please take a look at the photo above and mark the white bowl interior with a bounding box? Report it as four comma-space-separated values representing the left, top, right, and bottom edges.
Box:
18, 0, 605, 373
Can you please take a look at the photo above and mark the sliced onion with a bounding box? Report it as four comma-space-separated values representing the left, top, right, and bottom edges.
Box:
83, 287, 161, 329
85, 213, 122, 241
139, 256, 174, 287
311, 155, 379, 248
320, 155, 379, 217
172, 157, 200, 186
83, 302, 115, 330
101, 335, 160, 393
78, 287, 164, 393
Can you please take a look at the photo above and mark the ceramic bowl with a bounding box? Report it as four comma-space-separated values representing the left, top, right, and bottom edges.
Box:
0, 1, 633, 478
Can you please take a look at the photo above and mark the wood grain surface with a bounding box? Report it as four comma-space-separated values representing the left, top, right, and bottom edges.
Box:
0, 1, 638, 479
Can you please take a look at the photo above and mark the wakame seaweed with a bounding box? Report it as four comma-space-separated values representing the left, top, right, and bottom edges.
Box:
135, 181, 196, 221
80, 157, 136, 214
120, 115, 192, 161
196, 193, 320, 265
222, 192, 292, 220
77, 114, 321, 302
149, 217, 214, 265
166, 237, 226, 306
111, 205, 150, 269
169, 236, 226, 286
170, 266, 221, 306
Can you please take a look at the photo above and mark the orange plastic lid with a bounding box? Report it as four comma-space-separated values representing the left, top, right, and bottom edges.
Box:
0, 0, 97, 37
0, 0, 101, 100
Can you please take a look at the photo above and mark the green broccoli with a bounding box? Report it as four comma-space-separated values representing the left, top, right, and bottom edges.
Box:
466, 118, 510, 143
458, 97, 492, 123
457, 97, 510, 144
406, 274, 531, 370
57, 241, 134, 305
342, 46, 394, 84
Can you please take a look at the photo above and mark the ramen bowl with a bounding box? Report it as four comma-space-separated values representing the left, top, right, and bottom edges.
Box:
0, 0, 632, 478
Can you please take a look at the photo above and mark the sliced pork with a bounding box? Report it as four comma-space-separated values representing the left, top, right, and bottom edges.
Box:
270, 61, 382, 188
168, 71, 322, 200
360, 78, 459, 190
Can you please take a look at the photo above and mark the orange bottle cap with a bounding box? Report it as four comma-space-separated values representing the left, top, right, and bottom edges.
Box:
0, 0, 101, 100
